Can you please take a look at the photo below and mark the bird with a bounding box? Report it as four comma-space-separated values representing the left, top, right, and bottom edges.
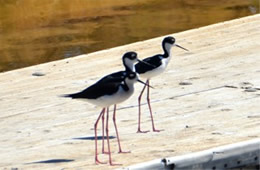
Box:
135, 36, 188, 133
96, 52, 154, 155
62, 52, 151, 165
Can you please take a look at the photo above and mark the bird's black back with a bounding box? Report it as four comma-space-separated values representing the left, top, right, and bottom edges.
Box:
97, 71, 126, 84
135, 55, 163, 74
64, 81, 122, 99
63, 71, 128, 100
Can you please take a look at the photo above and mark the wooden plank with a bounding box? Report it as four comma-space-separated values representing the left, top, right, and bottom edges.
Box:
0, 14, 260, 170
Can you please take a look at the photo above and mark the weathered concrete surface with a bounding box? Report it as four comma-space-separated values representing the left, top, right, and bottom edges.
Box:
0, 14, 260, 170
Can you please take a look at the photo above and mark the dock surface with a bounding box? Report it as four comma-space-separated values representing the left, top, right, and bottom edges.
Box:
0, 14, 260, 169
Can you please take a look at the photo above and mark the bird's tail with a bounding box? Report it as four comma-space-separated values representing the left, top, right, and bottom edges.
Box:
59, 93, 77, 98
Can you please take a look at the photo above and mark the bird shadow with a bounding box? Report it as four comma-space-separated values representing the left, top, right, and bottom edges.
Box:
26, 159, 74, 164
71, 135, 116, 140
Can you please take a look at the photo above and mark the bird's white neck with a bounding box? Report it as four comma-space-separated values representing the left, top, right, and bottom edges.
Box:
124, 78, 135, 93
163, 43, 173, 58
124, 58, 136, 72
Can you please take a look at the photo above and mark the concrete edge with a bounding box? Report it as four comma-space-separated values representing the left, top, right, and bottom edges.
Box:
122, 138, 260, 170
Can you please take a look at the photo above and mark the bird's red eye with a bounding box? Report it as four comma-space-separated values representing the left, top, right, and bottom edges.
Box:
129, 73, 135, 78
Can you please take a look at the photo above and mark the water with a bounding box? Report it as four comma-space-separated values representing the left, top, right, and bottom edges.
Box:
0, 0, 259, 72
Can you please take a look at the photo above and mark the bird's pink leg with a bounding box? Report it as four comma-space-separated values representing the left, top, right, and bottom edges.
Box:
94, 108, 106, 165
101, 112, 106, 153
105, 107, 121, 166
137, 80, 150, 133
113, 104, 130, 153
147, 80, 164, 132
101, 112, 109, 154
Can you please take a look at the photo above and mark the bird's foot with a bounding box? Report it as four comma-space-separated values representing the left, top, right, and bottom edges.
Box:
153, 128, 164, 132
95, 157, 106, 165
109, 161, 122, 166
118, 150, 131, 154
102, 151, 110, 154
136, 129, 150, 133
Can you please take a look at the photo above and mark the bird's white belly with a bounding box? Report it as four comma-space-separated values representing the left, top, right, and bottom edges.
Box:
139, 58, 168, 79
83, 86, 134, 107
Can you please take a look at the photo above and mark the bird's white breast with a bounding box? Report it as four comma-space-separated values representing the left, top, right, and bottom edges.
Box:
139, 57, 171, 79
83, 85, 134, 107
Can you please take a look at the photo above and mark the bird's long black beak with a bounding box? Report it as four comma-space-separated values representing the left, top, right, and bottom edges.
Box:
137, 79, 154, 89
175, 44, 189, 51
137, 59, 156, 68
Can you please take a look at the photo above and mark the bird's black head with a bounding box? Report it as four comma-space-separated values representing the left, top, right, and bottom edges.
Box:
125, 71, 154, 88
126, 71, 137, 80
122, 51, 138, 72
123, 51, 137, 61
163, 36, 176, 45
124, 71, 139, 86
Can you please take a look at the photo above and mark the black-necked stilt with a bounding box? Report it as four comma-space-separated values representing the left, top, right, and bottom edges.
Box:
135, 36, 188, 133
97, 52, 153, 155
63, 52, 151, 165
98, 51, 148, 155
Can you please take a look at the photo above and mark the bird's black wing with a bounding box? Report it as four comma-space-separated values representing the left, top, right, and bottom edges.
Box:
63, 80, 122, 99
96, 71, 126, 84
62, 70, 128, 99
135, 55, 163, 74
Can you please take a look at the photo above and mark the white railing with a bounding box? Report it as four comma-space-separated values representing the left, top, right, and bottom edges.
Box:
123, 138, 260, 170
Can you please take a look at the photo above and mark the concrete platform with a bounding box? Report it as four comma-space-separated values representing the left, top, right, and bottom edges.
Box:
0, 14, 260, 170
